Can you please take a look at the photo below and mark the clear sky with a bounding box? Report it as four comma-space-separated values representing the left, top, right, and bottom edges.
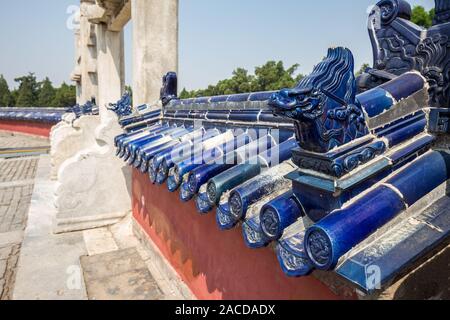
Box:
0, 0, 435, 91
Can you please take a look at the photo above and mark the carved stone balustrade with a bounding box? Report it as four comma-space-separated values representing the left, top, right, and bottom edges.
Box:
50, 101, 101, 180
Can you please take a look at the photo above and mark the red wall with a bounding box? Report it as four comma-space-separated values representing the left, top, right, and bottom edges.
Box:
133, 169, 352, 300
0, 120, 53, 138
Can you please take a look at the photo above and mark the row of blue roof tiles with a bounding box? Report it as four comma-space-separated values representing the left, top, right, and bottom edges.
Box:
0, 108, 67, 123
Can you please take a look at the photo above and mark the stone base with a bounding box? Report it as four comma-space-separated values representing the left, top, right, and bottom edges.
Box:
54, 110, 131, 234
80, 247, 165, 300
54, 211, 129, 234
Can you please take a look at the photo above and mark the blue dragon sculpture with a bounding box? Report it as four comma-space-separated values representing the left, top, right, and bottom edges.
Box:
160, 72, 178, 107
68, 99, 99, 119
268, 47, 369, 153
108, 92, 133, 118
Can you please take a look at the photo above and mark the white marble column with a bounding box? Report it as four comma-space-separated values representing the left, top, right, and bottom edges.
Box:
78, 0, 99, 103
131, 0, 179, 108
96, 23, 125, 110
72, 29, 82, 104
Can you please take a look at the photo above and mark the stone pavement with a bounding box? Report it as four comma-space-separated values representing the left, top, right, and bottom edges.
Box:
0, 131, 49, 149
0, 132, 45, 300
0, 244, 20, 299
0, 159, 38, 184
80, 248, 164, 300
12, 155, 193, 300
0, 131, 193, 300
0, 184, 34, 234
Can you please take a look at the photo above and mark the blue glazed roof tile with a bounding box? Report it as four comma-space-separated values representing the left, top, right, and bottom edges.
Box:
227, 93, 250, 103
112, 0, 450, 292
114, 94, 450, 293
0, 108, 66, 123
337, 195, 450, 293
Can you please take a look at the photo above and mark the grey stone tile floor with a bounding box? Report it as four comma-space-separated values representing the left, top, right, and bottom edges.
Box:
0, 131, 49, 149
0, 132, 44, 300
0, 132, 193, 300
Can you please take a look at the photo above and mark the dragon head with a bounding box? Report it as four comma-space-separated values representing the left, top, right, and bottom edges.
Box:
160, 72, 178, 106
269, 47, 368, 153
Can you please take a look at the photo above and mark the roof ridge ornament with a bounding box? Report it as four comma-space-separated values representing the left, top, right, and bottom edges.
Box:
160, 72, 178, 107
376, 0, 412, 25
268, 47, 368, 153
434, 0, 450, 25
359, 0, 450, 108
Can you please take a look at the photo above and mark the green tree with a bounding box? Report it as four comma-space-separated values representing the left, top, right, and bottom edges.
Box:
411, 6, 434, 28
0, 75, 14, 107
179, 88, 191, 99
10, 89, 19, 107
356, 63, 370, 77
125, 85, 133, 96
252, 61, 300, 91
429, 8, 436, 23
14, 73, 40, 107
52, 82, 76, 108
3, 91, 14, 107
214, 68, 254, 95
37, 77, 56, 107
179, 60, 304, 98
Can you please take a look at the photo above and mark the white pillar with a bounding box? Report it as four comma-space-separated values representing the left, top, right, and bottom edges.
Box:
73, 29, 82, 104
96, 23, 125, 110
79, 0, 99, 103
132, 0, 179, 108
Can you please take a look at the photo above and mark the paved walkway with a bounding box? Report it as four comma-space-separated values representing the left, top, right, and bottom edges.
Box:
12, 156, 193, 300
0, 158, 38, 184
0, 131, 49, 149
1, 131, 193, 300
0, 132, 47, 300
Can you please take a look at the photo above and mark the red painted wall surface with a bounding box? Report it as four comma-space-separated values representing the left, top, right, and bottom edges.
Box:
133, 169, 352, 300
0, 120, 53, 138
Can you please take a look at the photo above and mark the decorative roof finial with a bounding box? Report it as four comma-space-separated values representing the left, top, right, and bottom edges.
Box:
434, 0, 450, 25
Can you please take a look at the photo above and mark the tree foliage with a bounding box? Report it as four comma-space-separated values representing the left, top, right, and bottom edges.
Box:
356, 63, 370, 77
411, 6, 435, 28
1, 59, 375, 108
180, 61, 305, 98
51, 82, 76, 108
37, 77, 56, 107
0, 75, 13, 107
14, 73, 40, 107
0, 74, 77, 109
180, 60, 374, 99
125, 85, 133, 96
